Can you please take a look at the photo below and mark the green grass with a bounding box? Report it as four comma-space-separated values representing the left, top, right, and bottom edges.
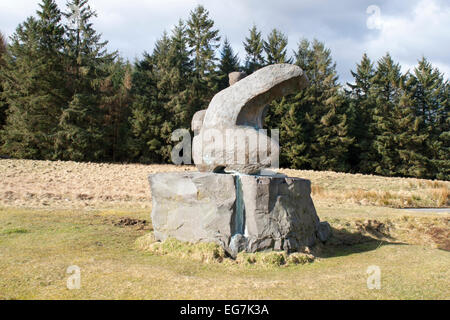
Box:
2, 228, 29, 235
0, 207, 449, 300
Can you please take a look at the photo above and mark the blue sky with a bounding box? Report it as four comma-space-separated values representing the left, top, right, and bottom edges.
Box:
1, 0, 449, 83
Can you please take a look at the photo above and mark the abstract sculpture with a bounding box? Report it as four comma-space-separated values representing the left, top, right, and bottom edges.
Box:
148, 64, 330, 257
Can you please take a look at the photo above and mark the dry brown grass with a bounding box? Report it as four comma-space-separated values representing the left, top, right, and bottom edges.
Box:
326, 216, 450, 250
1, 159, 448, 210
0, 159, 195, 209
279, 168, 449, 208
432, 187, 449, 207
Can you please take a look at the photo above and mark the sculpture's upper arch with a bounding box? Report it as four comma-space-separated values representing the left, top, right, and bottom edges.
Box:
202, 64, 309, 130
193, 64, 309, 174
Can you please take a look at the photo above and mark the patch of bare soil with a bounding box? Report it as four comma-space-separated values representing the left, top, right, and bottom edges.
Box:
113, 217, 149, 230
355, 219, 391, 238
427, 226, 450, 251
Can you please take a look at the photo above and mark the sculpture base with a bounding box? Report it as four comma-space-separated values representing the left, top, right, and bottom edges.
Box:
148, 172, 330, 256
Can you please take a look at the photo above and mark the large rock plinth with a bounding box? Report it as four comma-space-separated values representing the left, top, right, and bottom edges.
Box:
149, 172, 330, 255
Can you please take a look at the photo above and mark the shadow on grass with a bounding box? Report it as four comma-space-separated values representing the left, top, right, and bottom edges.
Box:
316, 226, 407, 258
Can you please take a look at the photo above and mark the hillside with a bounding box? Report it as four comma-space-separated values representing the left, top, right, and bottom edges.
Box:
0, 159, 448, 210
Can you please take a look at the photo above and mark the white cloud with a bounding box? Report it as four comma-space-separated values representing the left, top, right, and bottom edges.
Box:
363, 0, 450, 78
0, 0, 448, 81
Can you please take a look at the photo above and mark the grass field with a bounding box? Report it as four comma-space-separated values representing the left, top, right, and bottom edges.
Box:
0, 159, 449, 299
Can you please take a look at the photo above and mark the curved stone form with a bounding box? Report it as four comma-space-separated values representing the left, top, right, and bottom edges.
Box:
193, 64, 308, 174
204, 64, 308, 129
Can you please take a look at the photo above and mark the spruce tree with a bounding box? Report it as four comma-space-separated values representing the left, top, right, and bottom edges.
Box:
262, 29, 294, 167
157, 23, 196, 162
395, 74, 430, 178
370, 53, 419, 177
100, 58, 132, 162
263, 29, 292, 65
271, 39, 352, 171
0, 31, 7, 131
0, 0, 66, 159
346, 53, 377, 173
55, 0, 116, 161
243, 25, 265, 74
186, 5, 221, 111
0, 32, 6, 62
128, 51, 164, 163
218, 38, 240, 90
129, 32, 178, 164
409, 57, 449, 179
165, 20, 195, 127
152, 32, 178, 162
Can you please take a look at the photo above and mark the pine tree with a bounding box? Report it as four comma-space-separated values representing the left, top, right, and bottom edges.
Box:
0, 32, 6, 61
370, 53, 421, 177
129, 33, 176, 164
271, 39, 352, 171
346, 53, 377, 173
218, 38, 240, 90
128, 51, 164, 163
262, 30, 294, 167
243, 25, 265, 74
409, 57, 449, 179
100, 58, 132, 162
55, 0, 116, 161
0, 31, 8, 131
157, 22, 196, 162
263, 29, 292, 65
400, 75, 431, 178
186, 5, 221, 111
0, 0, 67, 159
165, 21, 195, 127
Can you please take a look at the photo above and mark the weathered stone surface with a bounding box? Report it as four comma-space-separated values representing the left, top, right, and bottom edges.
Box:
149, 172, 236, 249
192, 64, 308, 174
229, 234, 247, 255
149, 172, 328, 255
190, 72, 248, 141
203, 64, 308, 129
229, 71, 247, 86
193, 126, 278, 174
317, 221, 332, 243
191, 109, 206, 135
239, 174, 321, 252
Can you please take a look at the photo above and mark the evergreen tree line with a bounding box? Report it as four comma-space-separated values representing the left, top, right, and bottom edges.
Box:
0, 1, 448, 180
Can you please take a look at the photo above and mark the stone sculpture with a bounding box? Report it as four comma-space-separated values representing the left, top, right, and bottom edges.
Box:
148, 64, 331, 257
192, 64, 309, 174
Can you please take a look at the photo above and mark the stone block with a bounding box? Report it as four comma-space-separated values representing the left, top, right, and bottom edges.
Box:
149, 172, 236, 249
240, 174, 320, 253
148, 172, 329, 256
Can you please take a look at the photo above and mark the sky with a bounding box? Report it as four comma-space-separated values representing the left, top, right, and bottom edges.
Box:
1, 0, 449, 84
